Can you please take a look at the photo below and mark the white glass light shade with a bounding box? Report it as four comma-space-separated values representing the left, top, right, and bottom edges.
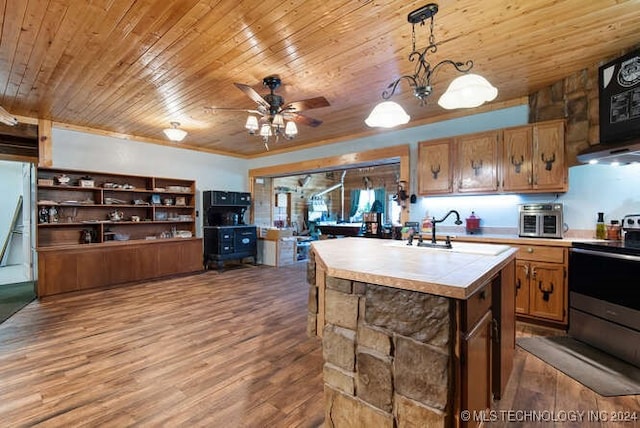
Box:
285, 120, 298, 136
364, 101, 410, 128
272, 113, 285, 129
163, 122, 187, 142
437, 74, 498, 110
245, 115, 259, 132
259, 123, 272, 137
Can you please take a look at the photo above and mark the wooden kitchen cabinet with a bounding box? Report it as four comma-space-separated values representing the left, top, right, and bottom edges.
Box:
38, 239, 203, 297
418, 119, 567, 196
503, 120, 566, 192
514, 244, 567, 325
461, 311, 492, 428
456, 130, 500, 193
460, 267, 514, 427
417, 138, 454, 195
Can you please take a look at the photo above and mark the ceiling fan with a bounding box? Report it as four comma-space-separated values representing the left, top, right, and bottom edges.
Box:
206, 75, 330, 150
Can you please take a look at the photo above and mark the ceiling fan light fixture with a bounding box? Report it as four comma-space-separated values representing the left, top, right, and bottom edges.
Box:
285, 120, 298, 137
437, 74, 498, 109
272, 113, 285, 129
163, 121, 187, 142
245, 115, 259, 133
365, 101, 410, 128
259, 123, 272, 137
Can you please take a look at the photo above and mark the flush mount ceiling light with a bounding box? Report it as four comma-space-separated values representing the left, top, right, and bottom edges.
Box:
163, 121, 187, 142
366, 3, 497, 128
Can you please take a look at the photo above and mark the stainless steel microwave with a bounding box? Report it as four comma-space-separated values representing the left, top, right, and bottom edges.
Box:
518, 203, 563, 238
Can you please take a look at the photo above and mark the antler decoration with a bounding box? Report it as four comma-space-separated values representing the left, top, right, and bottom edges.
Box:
430, 164, 440, 179
471, 159, 483, 176
511, 155, 524, 174
541, 153, 555, 171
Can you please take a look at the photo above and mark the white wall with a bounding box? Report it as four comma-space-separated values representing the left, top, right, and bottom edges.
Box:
416, 163, 640, 233
51, 128, 248, 235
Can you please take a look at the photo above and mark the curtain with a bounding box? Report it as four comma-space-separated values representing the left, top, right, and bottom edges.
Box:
373, 187, 386, 216
349, 189, 361, 219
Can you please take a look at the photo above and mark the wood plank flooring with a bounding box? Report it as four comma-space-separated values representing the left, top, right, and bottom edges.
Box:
488, 324, 640, 428
0, 262, 638, 427
0, 263, 324, 427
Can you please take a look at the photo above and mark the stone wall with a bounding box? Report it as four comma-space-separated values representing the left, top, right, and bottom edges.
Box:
307, 253, 455, 427
528, 45, 638, 167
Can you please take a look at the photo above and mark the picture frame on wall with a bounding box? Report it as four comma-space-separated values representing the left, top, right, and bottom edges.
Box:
150, 194, 161, 205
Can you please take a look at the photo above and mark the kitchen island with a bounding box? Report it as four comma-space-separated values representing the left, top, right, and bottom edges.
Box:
307, 237, 517, 427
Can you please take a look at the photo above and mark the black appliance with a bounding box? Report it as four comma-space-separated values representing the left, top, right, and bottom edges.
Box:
599, 49, 640, 145
203, 190, 256, 271
569, 214, 640, 367
362, 212, 382, 238
204, 190, 251, 226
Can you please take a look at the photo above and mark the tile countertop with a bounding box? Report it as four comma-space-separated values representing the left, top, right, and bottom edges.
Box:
434, 233, 608, 247
310, 237, 517, 300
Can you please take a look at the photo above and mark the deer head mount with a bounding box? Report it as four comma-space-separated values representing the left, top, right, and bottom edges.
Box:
471, 159, 483, 176
430, 164, 440, 179
511, 155, 524, 173
539, 281, 554, 302
541, 152, 555, 171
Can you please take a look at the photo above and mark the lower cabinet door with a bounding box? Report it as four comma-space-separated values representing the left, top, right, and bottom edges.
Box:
462, 310, 493, 428
528, 262, 565, 322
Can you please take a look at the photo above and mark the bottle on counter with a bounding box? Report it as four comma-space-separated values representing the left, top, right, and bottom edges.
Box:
421, 213, 432, 235
606, 220, 622, 240
595, 212, 606, 239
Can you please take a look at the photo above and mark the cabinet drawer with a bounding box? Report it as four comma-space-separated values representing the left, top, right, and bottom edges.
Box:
464, 281, 492, 331
515, 245, 565, 263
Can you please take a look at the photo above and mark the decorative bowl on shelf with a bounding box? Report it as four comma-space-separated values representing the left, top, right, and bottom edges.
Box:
55, 174, 71, 185
114, 233, 130, 241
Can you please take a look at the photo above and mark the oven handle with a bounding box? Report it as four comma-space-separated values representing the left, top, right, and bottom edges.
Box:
571, 247, 640, 262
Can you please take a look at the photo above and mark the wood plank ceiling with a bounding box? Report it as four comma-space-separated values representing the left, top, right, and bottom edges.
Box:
0, 0, 638, 158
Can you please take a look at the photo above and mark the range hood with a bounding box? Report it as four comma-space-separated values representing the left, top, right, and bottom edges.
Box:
577, 139, 640, 165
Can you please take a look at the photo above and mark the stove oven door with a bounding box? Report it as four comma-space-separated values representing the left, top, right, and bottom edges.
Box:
569, 247, 640, 367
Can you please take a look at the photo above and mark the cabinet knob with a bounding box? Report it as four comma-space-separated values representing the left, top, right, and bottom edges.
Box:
527, 247, 533, 253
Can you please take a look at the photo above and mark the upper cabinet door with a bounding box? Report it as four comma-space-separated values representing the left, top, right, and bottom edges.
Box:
456, 131, 499, 193
417, 138, 454, 195
533, 120, 567, 192
502, 125, 533, 192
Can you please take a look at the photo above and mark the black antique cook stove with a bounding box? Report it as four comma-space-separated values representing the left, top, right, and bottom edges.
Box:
569, 214, 640, 367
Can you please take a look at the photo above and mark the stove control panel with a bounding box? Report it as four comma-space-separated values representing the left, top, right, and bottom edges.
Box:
623, 214, 640, 230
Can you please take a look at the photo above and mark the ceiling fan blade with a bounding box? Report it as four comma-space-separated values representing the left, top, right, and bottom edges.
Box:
284, 96, 330, 112
205, 106, 262, 115
289, 112, 323, 127
234, 83, 270, 109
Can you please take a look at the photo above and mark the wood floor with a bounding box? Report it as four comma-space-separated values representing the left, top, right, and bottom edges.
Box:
0, 262, 638, 427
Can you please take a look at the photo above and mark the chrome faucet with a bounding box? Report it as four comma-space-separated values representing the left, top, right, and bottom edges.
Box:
431, 210, 463, 243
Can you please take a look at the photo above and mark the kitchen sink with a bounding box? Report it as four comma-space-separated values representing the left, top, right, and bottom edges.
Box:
384, 240, 511, 256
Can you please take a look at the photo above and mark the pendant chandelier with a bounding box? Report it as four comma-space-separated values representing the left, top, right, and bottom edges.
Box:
366, 3, 497, 128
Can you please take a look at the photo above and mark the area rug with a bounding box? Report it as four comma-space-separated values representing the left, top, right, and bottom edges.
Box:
517, 336, 640, 397
0, 281, 36, 324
